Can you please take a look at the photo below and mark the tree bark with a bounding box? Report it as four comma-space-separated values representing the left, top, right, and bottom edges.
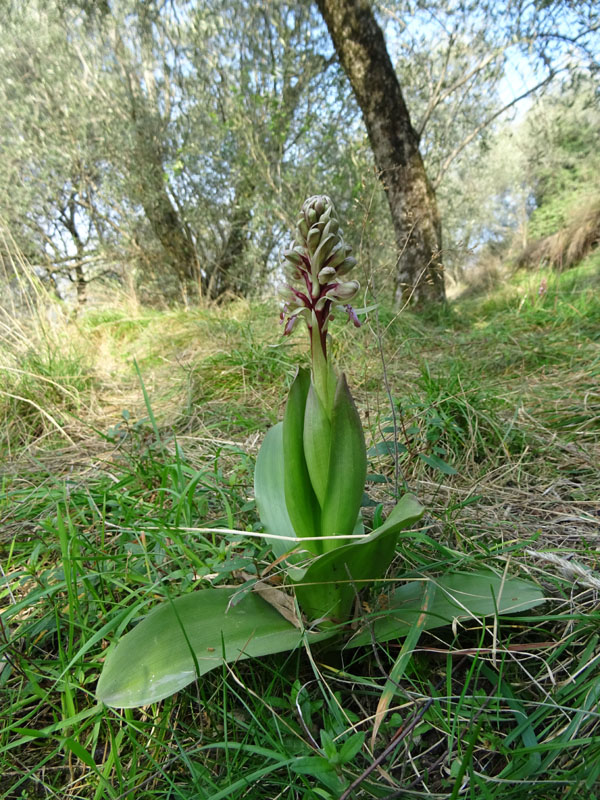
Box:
315, 0, 445, 306
207, 178, 255, 300
134, 121, 199, 288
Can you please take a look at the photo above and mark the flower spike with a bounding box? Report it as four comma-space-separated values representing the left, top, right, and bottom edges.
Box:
281, 196, 360, 362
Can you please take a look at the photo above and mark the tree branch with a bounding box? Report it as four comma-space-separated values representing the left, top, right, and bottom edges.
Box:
432, 70, 562, 190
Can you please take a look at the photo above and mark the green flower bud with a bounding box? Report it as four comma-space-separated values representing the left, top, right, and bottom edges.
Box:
317, 266, 337, 284
302, 195, 333, 227
335, 256, 357, 277
297, 217, 309, 240
327, 280, 359, 302
312, 233, 338, 272
281, 194, 361, 346
283, 247, 305, 267
323, 218, 339, 237
306, 226, 322, 255
326, 242, 353, 271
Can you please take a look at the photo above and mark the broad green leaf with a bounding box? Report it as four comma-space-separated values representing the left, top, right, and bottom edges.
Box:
347, 569, 545, 646
320, 374, 367, 550
294, 494, 424, 622
303, 382, 331, 508
283, 368, 321, 551
254, 423, 298, 559
97, 588, 331, 708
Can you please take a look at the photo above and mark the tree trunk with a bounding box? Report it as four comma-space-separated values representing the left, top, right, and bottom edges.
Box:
207, 178, 255, 300
315, 0, 445, 307
135, 124, 199, 288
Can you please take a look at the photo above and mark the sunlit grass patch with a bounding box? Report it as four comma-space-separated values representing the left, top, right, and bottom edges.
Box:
1, 258, 599, 798
0, 335, 96, 452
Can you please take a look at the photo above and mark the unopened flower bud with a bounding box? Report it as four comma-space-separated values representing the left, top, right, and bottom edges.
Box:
303, 195, 334, 227
317, 266, 337, 284
335, 256, 357, 277
327, 280, 359, 302
284, 263, 302, 281
296, 217, 309, 240
326, 243, 353, 271
283, 247, 305, 267
323, 218, 339, 237
312, 233, 337, 272
306, 226, 322, 255
280, 194, 360, 347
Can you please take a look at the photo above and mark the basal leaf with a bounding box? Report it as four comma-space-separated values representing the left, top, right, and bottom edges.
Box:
320, 374, 367, 550
303, 382, 331, 508
294, 494, 424, 622
283, 368, 321, 551
254, 423, 298, 559
347, 569, 545, 646
97, 588, 331, 708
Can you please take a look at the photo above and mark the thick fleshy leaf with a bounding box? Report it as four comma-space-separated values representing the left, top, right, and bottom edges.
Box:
283, 368, 321, 551
294, 494, 425, 622
320, 374, 367, 550
303, 382, 332, 508
254, 423, 298, 559
97, 588, 331, 708
347, 569, 546, 646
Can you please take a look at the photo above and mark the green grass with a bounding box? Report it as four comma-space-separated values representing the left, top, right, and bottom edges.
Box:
1, 261, 600, 799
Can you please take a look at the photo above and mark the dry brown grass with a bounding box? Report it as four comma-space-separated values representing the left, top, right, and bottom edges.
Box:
516, 194, 600, 271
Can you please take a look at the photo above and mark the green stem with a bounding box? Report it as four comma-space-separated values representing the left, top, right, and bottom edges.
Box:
310, 324, 335, 416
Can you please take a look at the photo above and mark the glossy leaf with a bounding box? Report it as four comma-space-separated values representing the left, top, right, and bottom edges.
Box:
254, 422, 297, 559
320, 374, 367, 550
283, 368, 321, 551
303, 382, 331, 508
347, 569, 546, 647
294, 494, 425, 622
97, 588, 331, 708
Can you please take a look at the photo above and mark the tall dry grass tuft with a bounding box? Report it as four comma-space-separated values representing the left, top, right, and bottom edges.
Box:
516, 194, 600, 271
0, 225, 95, 453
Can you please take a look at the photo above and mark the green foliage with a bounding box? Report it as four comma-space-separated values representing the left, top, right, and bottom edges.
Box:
525, 80, 600, 241
2, 0, 597, 307
95, 193, 543, 711
0, 339, 94, 451
97, 588, 331, 708
2, 253, 599, 797
0, 0, 363, 301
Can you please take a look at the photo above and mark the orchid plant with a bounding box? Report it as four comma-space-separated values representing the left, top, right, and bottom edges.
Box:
97, 197, 544, 709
